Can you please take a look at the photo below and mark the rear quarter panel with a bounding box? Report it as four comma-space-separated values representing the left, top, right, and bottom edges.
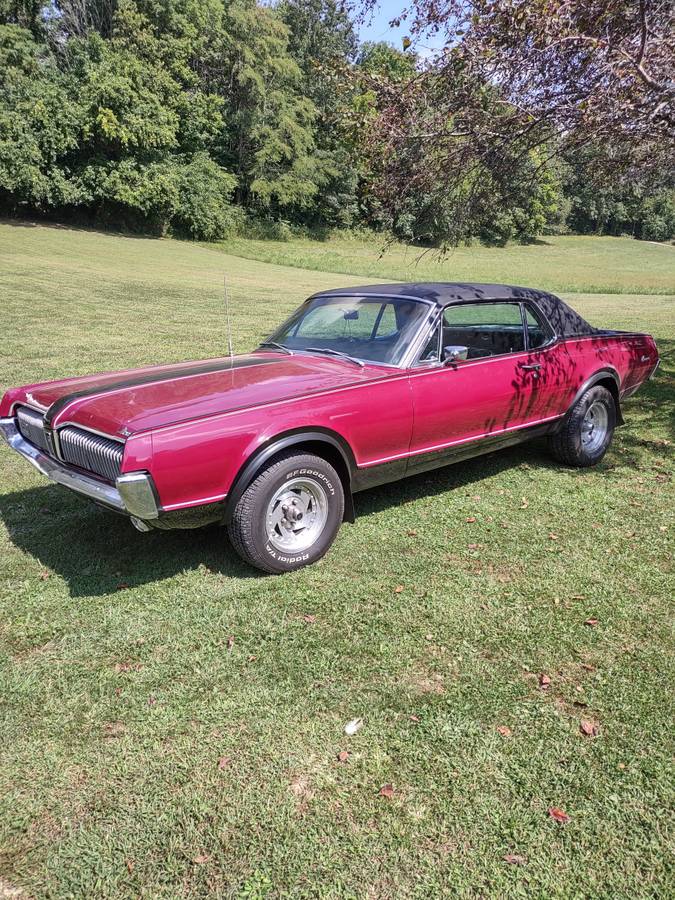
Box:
530, 331, 658, 418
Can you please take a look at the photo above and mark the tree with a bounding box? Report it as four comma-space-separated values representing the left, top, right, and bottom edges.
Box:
0, 2, 237, 237
278, 0, 359, 227
353, 0, 674, 243
216, 0, 323, 217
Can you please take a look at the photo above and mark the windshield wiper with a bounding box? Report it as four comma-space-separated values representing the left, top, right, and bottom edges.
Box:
258, 341, 293, 356
305, 347, 365, 368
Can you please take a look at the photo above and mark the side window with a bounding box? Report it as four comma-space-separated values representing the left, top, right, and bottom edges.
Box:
442, 302, 525, 358
419, 323, 441, 362
524, 305, 552, 350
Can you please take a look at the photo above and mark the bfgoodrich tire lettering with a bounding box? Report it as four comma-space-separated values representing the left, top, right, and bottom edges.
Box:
548, 385, 616, 467
227, 451, 345, 573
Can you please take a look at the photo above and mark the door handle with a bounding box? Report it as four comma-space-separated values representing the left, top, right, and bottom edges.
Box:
518, 363, 542, 370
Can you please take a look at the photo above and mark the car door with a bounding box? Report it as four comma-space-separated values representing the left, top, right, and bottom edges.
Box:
516, 301, 569, 420
406, 300, 543, 473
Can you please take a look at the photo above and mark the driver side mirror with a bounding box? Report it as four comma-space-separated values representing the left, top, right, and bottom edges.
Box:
443, 345, 469, 363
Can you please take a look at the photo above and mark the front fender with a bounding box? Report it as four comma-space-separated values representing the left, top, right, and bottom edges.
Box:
222, 428, 357, 524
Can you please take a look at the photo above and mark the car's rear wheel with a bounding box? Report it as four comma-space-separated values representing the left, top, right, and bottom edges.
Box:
227, 452, 344, 573
548, 385, 616, 467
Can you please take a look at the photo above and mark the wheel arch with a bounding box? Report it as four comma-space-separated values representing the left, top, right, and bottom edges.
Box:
564, 367, 624, 427
222, 428, 357, 525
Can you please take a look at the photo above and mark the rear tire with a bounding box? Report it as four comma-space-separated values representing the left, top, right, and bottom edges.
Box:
227, 452, 344, 573
548, 385, 616, 467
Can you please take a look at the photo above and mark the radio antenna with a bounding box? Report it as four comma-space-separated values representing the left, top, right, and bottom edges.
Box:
224, 274, 234, 366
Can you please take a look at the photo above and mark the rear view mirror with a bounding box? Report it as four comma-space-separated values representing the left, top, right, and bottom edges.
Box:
343, 310, 359, 320
443, 345, 469, 363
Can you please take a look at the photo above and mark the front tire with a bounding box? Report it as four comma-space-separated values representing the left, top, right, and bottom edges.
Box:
548, 385, 616, 467
227, 452, 345, 573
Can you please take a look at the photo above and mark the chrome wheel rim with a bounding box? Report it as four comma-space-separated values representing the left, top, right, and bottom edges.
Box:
581, 401, 609, 453
265, 477, 329, 554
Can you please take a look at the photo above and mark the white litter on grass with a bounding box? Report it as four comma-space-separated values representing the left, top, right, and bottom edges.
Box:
344, 717, 364, 736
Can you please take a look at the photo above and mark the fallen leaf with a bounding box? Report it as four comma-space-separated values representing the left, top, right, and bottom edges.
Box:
116, 583, 130, 591
39, 571, 50, 580
217, 756, 231, 769
472, 495, 481, 501
539, 673, 551, 689
147, 695, 156, 706
409, 714, 420, 723
659, 525, 667, 532
503, 853, 526, 865
226, 635, 235, 650
406, 529, 418, 537
520, 497, 529, 509
548, 807, 570, 824
379, 783, 395, 799
114, 661, 142, 674
497, 725, 512, 737
248, 654, 257, 662
465, 516, 477, 523
467, 543, 479, 550
193, 854, 210, 864
580, 662, 596, 672
394, 585, 404, 593
549, 532, 559, 540
125, 859, 135, 874
584, 618, 599, 627
337, 750, 350, 763
302, 614, 316, 623
424, 633, 433, 641
104, 721, 127, 739
579, 719, 599, 737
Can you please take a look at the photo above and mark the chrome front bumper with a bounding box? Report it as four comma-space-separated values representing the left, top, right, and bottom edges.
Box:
0, 417, 159, 519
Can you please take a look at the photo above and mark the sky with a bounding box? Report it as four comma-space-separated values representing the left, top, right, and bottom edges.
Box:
356, 1, 446, 56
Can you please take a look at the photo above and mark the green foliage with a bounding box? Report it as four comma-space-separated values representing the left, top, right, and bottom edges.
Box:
0, 24, 83, 209
357, 40, 418, 80
172, 152, 239, 240
0, 1, 665, 245
560, 144, 675, 241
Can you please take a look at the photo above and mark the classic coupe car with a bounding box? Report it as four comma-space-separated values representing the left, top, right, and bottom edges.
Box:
1, 283, 659, 572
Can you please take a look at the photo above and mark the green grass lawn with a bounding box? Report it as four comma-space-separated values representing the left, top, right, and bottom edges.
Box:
1, 222, 673, 898
218, 233, 675, 296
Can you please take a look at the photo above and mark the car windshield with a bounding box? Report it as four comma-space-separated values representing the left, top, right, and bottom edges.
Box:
265, 295, 429, 366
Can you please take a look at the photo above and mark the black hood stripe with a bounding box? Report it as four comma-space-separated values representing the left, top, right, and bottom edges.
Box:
44, 356, 279, 428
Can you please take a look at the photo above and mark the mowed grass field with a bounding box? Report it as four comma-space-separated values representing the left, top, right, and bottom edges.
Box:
0, 222, 673, 898
219, 233, 675, 296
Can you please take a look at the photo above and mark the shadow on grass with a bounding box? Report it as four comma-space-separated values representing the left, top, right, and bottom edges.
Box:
1, 344, 671, 597
0, 484, 254, 597
0, 443, 593, 598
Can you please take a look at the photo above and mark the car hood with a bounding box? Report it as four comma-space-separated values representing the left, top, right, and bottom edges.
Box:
18, 352, 390, 437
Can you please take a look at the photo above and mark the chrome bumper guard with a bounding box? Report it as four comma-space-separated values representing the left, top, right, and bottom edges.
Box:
0, 417, 159, 519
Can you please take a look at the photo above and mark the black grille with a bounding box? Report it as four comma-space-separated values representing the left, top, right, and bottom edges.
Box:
16, 406, 50, 452
58, 426, 124, 482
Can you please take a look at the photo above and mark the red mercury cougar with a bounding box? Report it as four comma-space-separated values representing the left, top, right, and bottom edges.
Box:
1, 283, 659, 572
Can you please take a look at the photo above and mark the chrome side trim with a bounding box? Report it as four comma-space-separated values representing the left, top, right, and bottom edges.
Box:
359, 411, 564, 468
0, 417, 159, 518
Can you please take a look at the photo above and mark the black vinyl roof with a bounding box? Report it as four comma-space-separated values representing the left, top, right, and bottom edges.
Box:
310, 282, 596, 338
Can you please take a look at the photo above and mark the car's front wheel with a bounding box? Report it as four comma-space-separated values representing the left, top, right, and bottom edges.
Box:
227, 451, 345, 573
548, 384, 616, 467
